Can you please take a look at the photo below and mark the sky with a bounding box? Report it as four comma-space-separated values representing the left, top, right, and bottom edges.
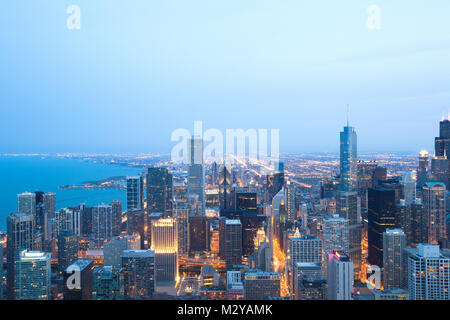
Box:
1, 0, 450, 154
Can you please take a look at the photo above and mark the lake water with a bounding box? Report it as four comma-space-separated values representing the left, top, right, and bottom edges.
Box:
0, 156, 143, 231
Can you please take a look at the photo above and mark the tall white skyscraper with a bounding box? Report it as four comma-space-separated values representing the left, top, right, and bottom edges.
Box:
327, 251, 354, 300
401, 171, 416, 206
407, 244, 450, 300
14, 250, 51, 300
383, 228, 406, 289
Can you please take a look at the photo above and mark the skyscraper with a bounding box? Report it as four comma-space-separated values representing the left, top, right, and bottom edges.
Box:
110, 200, 122, 237
122, 250, 155, 298
417, 150, 430, 188
401, 171, 416, 206
188, 215, 210, 254
430, 156, 449, 189
423, 182, 447, 244
323, 215, 349, 255
151, 218, 177, 283
188, 137, 205, 214
340, 123, 357, 193
368, 187, 397, 267
327, 251, 354, 300
6, 212, 34, 299
57, 230, 79, 273
147, 167, 173, 216
92, 204, 113, 249
126, 176, 144, 211
219, 219, 243, 266
407, 244, 450, 300
14, 250, 51, 300
219, 162, 232, 212
383, 228, 406, 289
17, 192, 36, 216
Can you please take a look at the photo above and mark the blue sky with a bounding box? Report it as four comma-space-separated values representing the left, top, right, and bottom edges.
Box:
1, 0, 450, 154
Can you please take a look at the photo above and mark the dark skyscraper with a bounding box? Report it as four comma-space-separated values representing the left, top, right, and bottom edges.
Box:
146, 167, 173, 216
219, 219, 243, 266
434, 118, 450, 189
110, 200, 122, 237
266, 162, 284, 202
219, 163, 232, 212
368, 187, 397, 267
188, 216, 210, 254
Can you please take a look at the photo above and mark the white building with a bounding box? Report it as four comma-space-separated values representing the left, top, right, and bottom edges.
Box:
327, 251, 354, 300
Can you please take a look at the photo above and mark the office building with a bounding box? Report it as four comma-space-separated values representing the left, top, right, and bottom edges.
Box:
188, 137, 205, 214
126, 176, 144, 211
147, 167, 173, 216
244, 272, 280, 300
327, 251, 354, 300
383, 229, 406, 289
103, 234, 141, 268
423, 182, 447, 244
219, 219, 243, 266
151, 218, 177, 283
63, 259, 95, 300
14, 250, 51, 300
92, 266, 123, 300
122, 250, 155, 298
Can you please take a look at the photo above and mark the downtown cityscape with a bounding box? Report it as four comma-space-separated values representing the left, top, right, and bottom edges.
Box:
1, 1, 450, 312
1, 116, 449, 301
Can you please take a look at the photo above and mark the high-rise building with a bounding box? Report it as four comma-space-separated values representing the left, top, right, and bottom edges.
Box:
430, 156, 449, 189
423, 182, 447, 244
175, 202, 189, 256
188, 215, 210, 254
110, 200, 122, 237
434, 118, 450, 187
17, 192, 36, 216
57, 230, 79, 273
266, 162, 284, 202
323, 215, 349, 255
289, 234, 323, 266
122, 250, 155, 298
126, 209, 147, 248
407, 244, 450, 300
383, 228, 406, 289
410, 199, 428, 246
285, 182, 297, 222
188, 137, 205, 214
147, 167, 173, 216
6, 212, 34, 299
92, 204, 113, 249
103, 234, 141, 268
219, 163, 232, 212
151, 218, 177, 283
417, 150, 430, 188
126, 176, 144, 211
339, 123, 357, 193
293, 262, 326, 300
56, 207, 81, 236
14, 250, 51, 300
63, 260, 94, 300
368, 187, 397, 267
92, 266, 123, 300
401, 171, 416, 206
357, 160, 377, 212
327, 251, 354, 300
244, 271, 280, 299
219, 219, 243, 266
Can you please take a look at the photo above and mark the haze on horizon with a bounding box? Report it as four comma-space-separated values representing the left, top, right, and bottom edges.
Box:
1, 1, 450, 155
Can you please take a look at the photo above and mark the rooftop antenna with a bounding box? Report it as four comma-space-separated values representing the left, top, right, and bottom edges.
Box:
447, 111, 450, 121
442, 111, 445, 121
347, 104, 350, 127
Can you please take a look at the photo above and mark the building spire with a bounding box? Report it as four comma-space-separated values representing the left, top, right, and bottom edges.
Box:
347, 104, 350, 127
